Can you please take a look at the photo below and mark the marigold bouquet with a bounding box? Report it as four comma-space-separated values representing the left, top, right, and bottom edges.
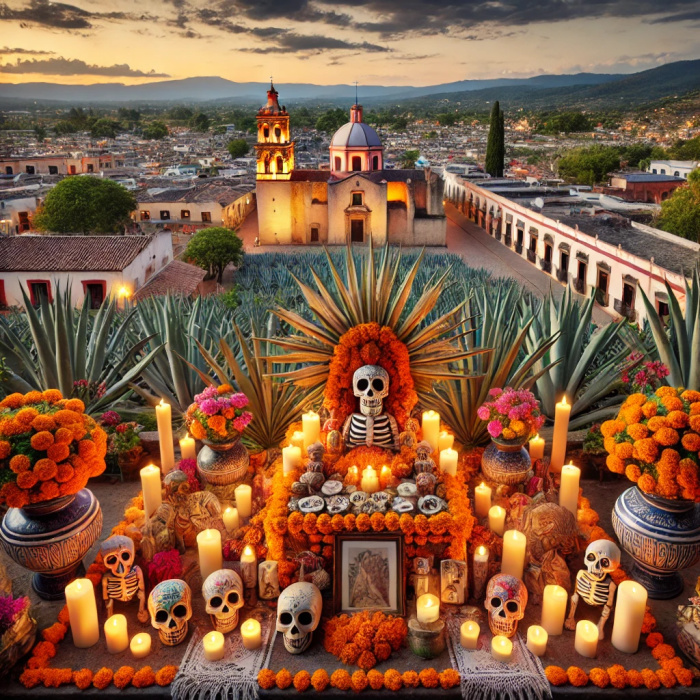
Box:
185, 384, 253, 444
601, 387, 700, 501
477, 387, 545, 442
0, 390, 107, 509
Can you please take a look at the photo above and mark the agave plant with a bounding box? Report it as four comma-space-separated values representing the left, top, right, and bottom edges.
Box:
188, 318, 323, 449
421, 284, 560, 447
638, 267, 700, 391
267, 239, 488, 396
0, 285, 162, 413
525, 286, 640, 428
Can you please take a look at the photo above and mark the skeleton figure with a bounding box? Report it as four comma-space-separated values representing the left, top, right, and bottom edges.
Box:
276, 581, 322, 654
565, 539, 620, 639
342, 365, 399, 450
149, 579, 193, 646
100, 535, 148, 623
485, 573, 528, 638
202, 569, 244, 633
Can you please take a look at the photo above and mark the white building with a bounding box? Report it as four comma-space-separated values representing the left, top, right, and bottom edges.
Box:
0, 233, 173, 308
648, 160, 699, 179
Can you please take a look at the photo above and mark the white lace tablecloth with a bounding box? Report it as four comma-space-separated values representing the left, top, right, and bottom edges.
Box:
446, 617, 551, 700
172, 610, 275, 700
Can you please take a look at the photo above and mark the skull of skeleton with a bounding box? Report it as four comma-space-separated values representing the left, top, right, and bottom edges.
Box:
485, 574, 527, 638
202, 569, 244, 633
276, 581, 322, 654
353, 365, 389, 417
148, 579, 192, 646
584, 539, 621, 581
100, 535, 134, 577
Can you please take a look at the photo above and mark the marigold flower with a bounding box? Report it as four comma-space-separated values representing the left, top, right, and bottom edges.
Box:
616, 442, 634, 459
566, 667, 588, 687
311, 669, 330, 692
626, 423, 649, 440
0, 393, 25, 409
653, 427, 679, 446
645, 631, 664, 648
42, 669, 73, 688
155, 665, 178, 686
42, 389, 63, 403
64, 399, 85, 413
622, 406, 643, 424
32, 640, 57, 659
190, 420, 207, 440
257, 669, 277, 690
656, 669, 677, 688
662, 396, 684, 412
16, 407, 39, 426
30, 431, 54, 451
606, 454, 625, 473
638, 473, 657, 493
642, 401, 658, 418
34, 458, 58, 481
625, 464, 641, 482
607, 665, 627, 689
330, 670, 351, 691
351, 670, 368, 692
293, 670, 311, 692
626, 669, 644, 688
357, 650, 377, 671
601, 419, 625, 437
276, 669, 293, 690
647, 416, 668, 432
656, 386, 678, 398
356, 513, 371, 532
54, 409, 82, 426
651, 642, 675, 660
0, 440, 11, 459
438, 669, 460, 689
419, 669, 439, 688
367, 670, 384, 690
47, 443, 70, 463
682, 432, 700, 452
42, 622, 67, 644
545, 666, 568, 686
589, 668, 610, 688
673, 667, 693, 686
19, 670, 44, 688
633, 438, 658, 463
23, 391, 43, 404
73, 669, 93, 690
641, 669, 660, 689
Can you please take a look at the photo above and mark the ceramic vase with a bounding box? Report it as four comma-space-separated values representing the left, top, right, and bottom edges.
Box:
196, 437, 249, 486
612, 486, 700, 599
0, 489, 103, 600
481, 438, 532, 486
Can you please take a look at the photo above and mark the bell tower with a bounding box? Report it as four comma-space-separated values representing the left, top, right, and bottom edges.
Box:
255, 81, 294, 181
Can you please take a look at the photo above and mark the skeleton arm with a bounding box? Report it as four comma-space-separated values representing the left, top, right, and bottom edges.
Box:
101, 574, 114, 617
597, 580, 616, 640
136, 566, 149, 623
342, 415, 353, 445
564, 591, 579, 630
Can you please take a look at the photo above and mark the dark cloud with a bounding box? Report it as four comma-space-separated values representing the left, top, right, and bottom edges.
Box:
0, 45, 54, 55
0, 57, 170, 76
240, 33, 389, 53
647, 8, 700, 23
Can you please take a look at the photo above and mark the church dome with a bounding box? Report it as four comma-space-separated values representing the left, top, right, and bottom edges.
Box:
331, 121, 382, 149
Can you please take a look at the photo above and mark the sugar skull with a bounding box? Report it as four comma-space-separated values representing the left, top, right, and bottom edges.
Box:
148, 579, 192, 646
485, 573, 528, 638
353, 365, 389, 417
585, 539, 621, 580
100, 535, 134, 577
202, 569, 244, 633
276, 581, 322, 654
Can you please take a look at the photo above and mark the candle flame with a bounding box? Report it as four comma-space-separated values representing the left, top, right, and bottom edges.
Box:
533, 433, 540, 440
561, 396, 568, 406
159, 399, 167, 407
477, 545, 486, 555
479, 482, 485, 488
243, 545, 253, 556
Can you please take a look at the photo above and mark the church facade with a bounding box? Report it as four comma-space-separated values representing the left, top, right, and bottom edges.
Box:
255, 84, 446, 246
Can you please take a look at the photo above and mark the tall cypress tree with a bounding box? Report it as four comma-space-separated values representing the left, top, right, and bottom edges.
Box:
497, 109, 505, 177
485, 101, 504, 177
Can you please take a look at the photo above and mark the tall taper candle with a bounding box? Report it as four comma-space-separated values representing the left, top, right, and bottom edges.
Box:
550, 396, 571, 473
65, 578, 99, 648
155, 399, 175, 473
473, 545, 489, 601
140, 464, 162, 519
611, 581, 647, 653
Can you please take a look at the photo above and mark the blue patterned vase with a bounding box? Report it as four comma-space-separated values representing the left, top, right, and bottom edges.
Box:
0, 489, 103, 600
481, 438, 532, 486
197, 438, 249, 486
612, 486, 700, 599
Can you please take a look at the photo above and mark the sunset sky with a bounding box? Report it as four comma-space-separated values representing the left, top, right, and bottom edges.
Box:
0, 0, 698, 86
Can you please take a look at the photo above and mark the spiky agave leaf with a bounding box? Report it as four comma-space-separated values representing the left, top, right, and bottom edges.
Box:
268, 238, 489, 398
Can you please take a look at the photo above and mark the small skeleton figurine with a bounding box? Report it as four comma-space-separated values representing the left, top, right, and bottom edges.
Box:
300, 441, 326, 494
342, 365, 399, 450
414, 441, 436, 474
565, 539, 621, 639
100, 535, 148, 623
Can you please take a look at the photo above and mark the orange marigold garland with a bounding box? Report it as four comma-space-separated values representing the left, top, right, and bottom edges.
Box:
311, 669, 330, 692
258, 669, 277, 690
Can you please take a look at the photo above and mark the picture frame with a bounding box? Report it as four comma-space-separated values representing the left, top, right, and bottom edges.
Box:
334, 532, 404, 616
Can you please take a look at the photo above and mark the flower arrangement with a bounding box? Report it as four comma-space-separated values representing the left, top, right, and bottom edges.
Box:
621, 353, 670, 394
0, 390, 107, 508
185, 384, 252, 444
0, 593, 29, 637
477, 388, 545, 442
601, 387, 700, 500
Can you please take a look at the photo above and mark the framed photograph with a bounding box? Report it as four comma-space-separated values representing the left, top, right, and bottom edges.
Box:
334, 533, 404, 616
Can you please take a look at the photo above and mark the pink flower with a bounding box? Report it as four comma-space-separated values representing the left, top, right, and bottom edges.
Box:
477, 406, 490, 420
198, 398, 220, 416
487, 420, 503, 438
232, 412, 253, 432
230, 393, 249, 409
488, 388, 502, 397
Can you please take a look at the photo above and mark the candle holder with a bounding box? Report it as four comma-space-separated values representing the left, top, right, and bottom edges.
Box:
407, 616, 446, 659
472, 547, 489, 601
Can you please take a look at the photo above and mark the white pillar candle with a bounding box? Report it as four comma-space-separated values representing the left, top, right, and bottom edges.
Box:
550, 396, 571, 473
104, 614, 129, 654
282, 445, 302, 475
439, 448, 458, 476
529, 433, 545, 462
574, 620, 599, 658
438, 431, 454, 451
421, 411, 440, 453
474, 482, 492, 518
541, 584, 568, 635
140, 464, 162, 519
235, 484, 252, 520
491, 635, 513, 662
290, 431, 305, 450
65, 578, 99, 648
301, 411, 320, 450
460, 621, 479, 649
488, 505, 506, 536
416, 594, 440, 625
611, 581, 648, 653
223, 506, 239, 533
559, 462, 580, 516
241, 618, 262, 650
361, 466, 379, 494
179, 435, 196, 461
501, 530, 526, 580
197, 528, 222, 581
473, 545, 490, 599
130, 633, 152, 659
156, 399, 175, 473
526, 625, 548, 657
240, 545, 258, 589
203, 630, 225, 661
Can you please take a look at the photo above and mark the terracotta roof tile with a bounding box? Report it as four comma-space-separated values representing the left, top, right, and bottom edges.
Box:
133, 260, 206, 300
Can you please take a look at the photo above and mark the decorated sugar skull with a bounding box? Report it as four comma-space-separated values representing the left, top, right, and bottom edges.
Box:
100, 535, 134, 577
276, 581, 322, 654
353, 365, 389, 417
584, 539, 621, 580
485, 574, 528, 638
148, 579, 192, 646
202, 569, 244, 633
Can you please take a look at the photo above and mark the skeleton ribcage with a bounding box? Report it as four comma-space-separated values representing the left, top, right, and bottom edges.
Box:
576, 570, 611, 606
107, 569, 139, 602
348, 415, 394, 447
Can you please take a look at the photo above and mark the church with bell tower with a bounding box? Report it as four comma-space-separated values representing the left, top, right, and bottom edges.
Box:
255, 83, 446, 247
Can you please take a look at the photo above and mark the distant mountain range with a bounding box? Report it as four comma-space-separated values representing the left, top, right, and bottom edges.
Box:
0, 59, 698, 110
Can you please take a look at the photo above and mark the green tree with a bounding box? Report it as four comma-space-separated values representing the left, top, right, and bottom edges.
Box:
167, 106, 194, 121
315, 108, 347, 134
189, 112, 210, 132
669, 136, 700, 161
538, 112, 592, 134
399, 149, 420, 169
391, 116, 408, 131
143, 121, 168, 140
90, 118, 120, 139
657, 170, 700, 242
185, 227, 244, 283
33, 125, 46, 141
227, 138, 250, 159
485, 101, 504, 177
436, 112, 458, 127
556, 145, 621, 186
33, 177, 137, 234
118, 108, 141, 127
